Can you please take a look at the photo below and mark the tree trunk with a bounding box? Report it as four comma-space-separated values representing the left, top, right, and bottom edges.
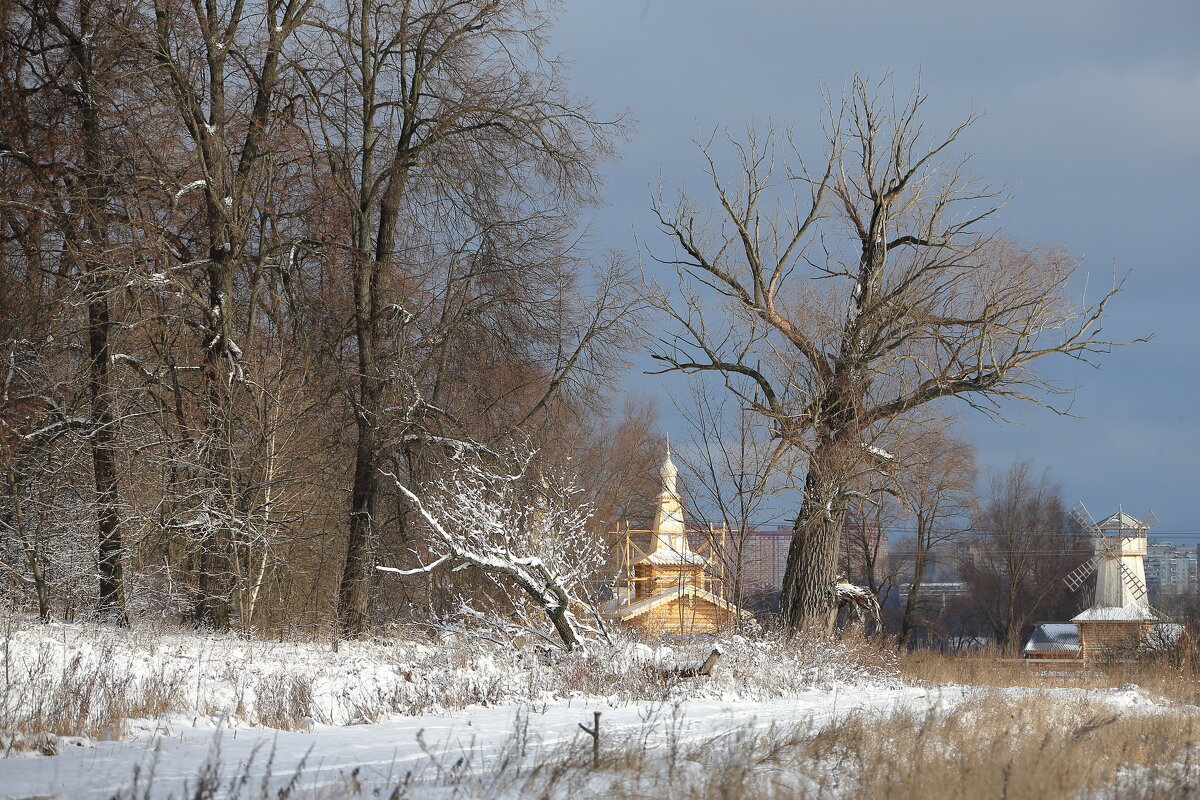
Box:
900, 553, 929, 647
546, 603, 580, 652
338, 420, 378, 637
337, 252, 382, 638
780, 463, 849, 630
59, 0, 130, 626
193, 257, 236, 631
7, 468, 50, 622
24, 547, 50, 623
88, 298, 127, 625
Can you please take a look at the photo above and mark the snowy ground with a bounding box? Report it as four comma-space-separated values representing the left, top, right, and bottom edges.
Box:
0, 620, 1188, 799
0, 685, 960, 799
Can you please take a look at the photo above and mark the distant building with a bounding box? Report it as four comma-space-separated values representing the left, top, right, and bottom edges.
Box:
1144, 541, 1197, 598
738, 525, 791, 592
897, 581, 969, 607
731, 518, 894, 593
840, 517, 888, 584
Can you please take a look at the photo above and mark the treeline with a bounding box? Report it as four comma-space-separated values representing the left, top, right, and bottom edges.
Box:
0, 0, 657, 635
836, 456, 1097, 654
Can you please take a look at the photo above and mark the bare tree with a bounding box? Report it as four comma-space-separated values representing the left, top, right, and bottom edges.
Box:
841, 492, 898, 600
298, 0, 628, 637
673, 379, 794, 618
378, 448, 605, 651
0, 343, 100, 621
962, 459, 1087, 654
134, 0, 316, 629
0, 0, 645, 635
893, 424, 976, 647
0, 0, 144, 623
649, 77, 1134, 630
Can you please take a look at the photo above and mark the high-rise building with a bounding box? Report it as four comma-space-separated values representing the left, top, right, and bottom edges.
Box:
1144, 541, 1197, 598
722, 520, 891, 595
737, 525, 792, 592
840, 517, 889, 584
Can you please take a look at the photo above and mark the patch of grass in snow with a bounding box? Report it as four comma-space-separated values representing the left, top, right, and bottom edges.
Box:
0, 619, 187, 750
353, 693, 1200, 799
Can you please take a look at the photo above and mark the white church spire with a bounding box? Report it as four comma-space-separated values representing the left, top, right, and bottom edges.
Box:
648, 443, 704, 564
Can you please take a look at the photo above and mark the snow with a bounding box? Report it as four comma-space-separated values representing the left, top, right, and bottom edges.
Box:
638, 548, 707, 566
1071, 602, 1163, 622
0, 619, 904, 797
1024, 623, 1081, 654
1095, 508, 1151, 532
0, 620, 1190, 798
18, 416, 88, 441
0, 682, 952, 799
861, 442, 895, 461
172, 180, 205, 201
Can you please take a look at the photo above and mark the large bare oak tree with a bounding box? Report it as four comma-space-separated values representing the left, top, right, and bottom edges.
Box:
650, 77, 1134, 630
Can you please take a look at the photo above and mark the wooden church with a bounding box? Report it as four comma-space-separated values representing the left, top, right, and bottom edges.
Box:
605, 447, 748, 634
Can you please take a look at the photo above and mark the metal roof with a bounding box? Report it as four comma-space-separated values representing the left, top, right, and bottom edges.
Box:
1023, 623, 1081, 653
1096, 509, 1150, 531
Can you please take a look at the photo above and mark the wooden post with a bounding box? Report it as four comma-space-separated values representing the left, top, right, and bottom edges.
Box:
578, 711, 600, 769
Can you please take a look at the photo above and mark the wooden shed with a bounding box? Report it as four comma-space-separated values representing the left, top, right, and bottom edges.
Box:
1071, 603, 1164, 660
1023, 623, 1082, 661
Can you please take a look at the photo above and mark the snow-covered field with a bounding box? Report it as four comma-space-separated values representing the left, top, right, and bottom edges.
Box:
1, 619, 1195, 799
1, 685, 957, 798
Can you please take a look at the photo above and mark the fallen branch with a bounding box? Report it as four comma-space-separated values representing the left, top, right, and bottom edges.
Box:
669, 648, 722, 678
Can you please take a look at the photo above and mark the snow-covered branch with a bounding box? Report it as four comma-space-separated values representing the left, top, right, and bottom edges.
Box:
377, 453, 604, 652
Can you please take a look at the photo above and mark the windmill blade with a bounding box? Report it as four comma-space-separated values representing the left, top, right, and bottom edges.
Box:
1141, 511, 1160, 532
1063, 556, 1099, 592
1116, 559, 1149, 602
1070, 501, 1099, 533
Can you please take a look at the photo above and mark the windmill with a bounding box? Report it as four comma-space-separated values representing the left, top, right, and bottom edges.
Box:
1062, 502, 1157, 609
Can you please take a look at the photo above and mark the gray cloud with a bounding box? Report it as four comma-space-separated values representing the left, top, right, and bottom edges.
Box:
553, 0, 1200, 534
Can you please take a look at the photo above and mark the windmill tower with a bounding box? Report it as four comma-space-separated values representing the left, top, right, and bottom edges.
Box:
1063, 503, 1155, 608
1064, 503, 1164, 659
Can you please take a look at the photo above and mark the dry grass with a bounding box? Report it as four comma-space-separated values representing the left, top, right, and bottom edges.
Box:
428, 692, 1200, 799
108, 692, 1200, 799
0, 639, 186, 749
790, 694, 1198, 800
897, 642, 1200, 706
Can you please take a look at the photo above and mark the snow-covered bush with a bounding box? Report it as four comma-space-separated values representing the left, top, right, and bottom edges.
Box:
555, 627, 898, 702
380, 448, 606, 651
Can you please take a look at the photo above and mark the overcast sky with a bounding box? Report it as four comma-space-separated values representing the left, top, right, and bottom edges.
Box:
550, 1, 1200, 537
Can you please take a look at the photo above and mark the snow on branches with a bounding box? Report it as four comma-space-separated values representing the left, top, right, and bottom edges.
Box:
378, 450, 606, 652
